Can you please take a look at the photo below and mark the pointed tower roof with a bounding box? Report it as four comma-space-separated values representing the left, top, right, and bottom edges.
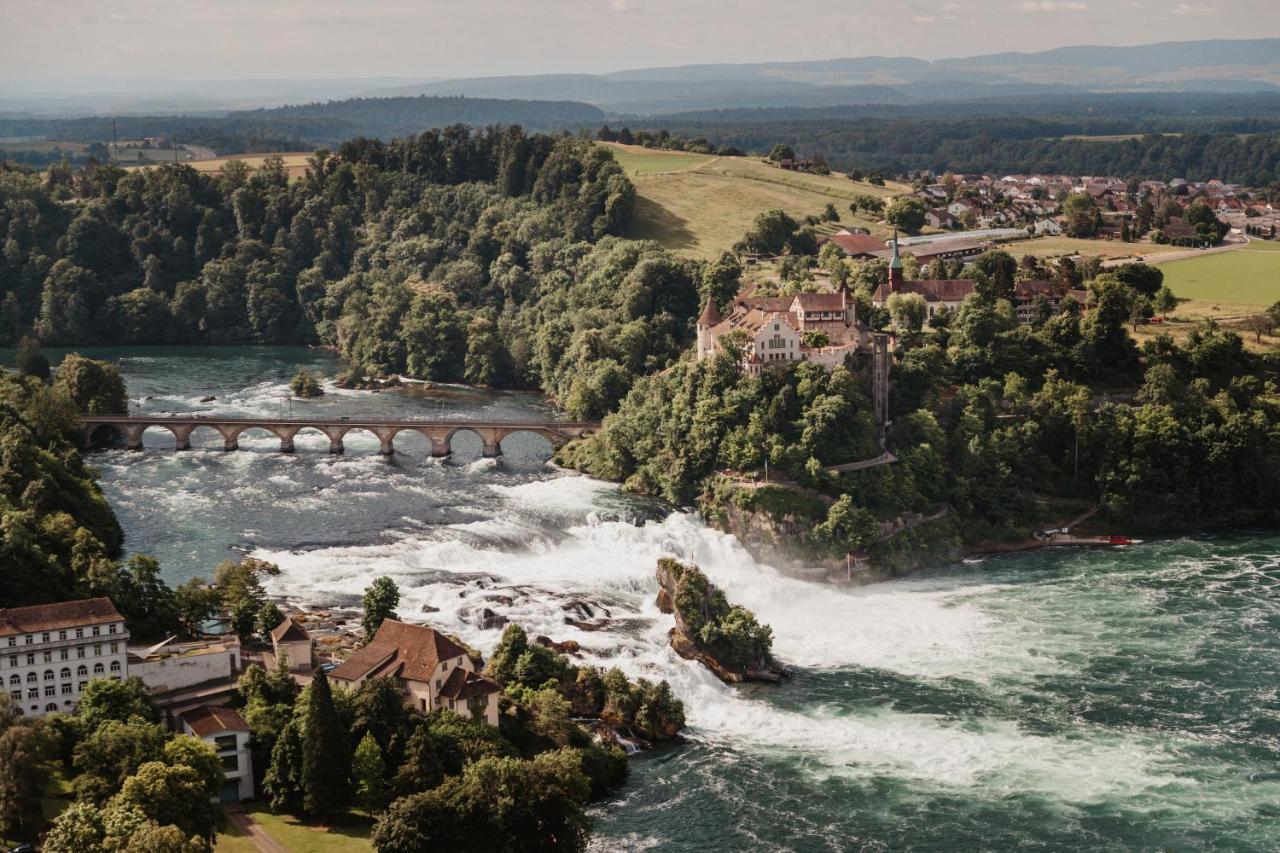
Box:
698, 299, 722, 327
889, 229, 903, 270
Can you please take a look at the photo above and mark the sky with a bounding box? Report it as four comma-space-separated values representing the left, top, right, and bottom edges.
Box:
2, 0, 1279, 82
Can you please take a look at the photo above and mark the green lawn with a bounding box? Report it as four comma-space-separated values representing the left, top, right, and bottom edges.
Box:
1161, 244, 1280, 306
216, 807, 374, 853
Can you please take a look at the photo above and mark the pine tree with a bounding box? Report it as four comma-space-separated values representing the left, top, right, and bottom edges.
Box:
352, 731, 389, 813
300, 671, 349, 818
263, 719, 303, 814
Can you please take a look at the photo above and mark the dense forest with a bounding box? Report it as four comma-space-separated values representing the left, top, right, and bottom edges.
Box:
621, 118, 1280, 185
562, 270, 1280, 567
0, 125, 726, 418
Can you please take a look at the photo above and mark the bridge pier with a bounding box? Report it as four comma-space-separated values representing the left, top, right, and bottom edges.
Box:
328, 437, 344, 454
482, 442, 502, 459
125, 425, 145, 451
172, 425, 194, 451
223, 438, 239, 452
276, 427, 298, 454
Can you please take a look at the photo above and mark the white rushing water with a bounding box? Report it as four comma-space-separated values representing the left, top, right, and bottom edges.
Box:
254, 474, 1196, 804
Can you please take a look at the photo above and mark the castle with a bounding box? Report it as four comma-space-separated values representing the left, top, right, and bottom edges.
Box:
695, 288, 869, 376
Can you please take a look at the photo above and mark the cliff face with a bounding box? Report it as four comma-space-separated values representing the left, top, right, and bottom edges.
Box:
655, 559, 789, 685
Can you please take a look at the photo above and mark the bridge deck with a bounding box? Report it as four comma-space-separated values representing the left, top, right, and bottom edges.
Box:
80, 415, 598, 429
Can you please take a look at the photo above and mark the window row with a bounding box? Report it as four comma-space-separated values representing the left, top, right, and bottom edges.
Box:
4, 643, 120, 667
7, 662, 120, 685
5, 624, 118, 647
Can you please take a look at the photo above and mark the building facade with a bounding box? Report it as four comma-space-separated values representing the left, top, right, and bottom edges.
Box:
873, 235, 976, 318
270, 618, 313, 672
330, 620, 501, 726
181, 705, 254, 803
0, 598, 129, 718
696, 289, 869, 375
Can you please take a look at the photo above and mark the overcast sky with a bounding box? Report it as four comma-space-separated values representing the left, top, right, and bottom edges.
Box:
2, 0, 1278, 81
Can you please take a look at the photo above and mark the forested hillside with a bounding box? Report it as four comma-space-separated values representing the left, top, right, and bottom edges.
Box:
622, 117, 1280, 186
0, 126, 722, 418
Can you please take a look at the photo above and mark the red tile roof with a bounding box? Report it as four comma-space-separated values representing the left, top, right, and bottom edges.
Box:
793, 292, 847, 311
438, 667, 500, 701
270, 618, 310, 643
698, 300, 722, 327
880, 279, 976, 303
830, 233, 887, 256
182, 705, 249, 736
0, 598, 124, 637
330, 620, 466, 684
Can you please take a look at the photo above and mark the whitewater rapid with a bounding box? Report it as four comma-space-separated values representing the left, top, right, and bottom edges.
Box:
254, 474, 1202, 804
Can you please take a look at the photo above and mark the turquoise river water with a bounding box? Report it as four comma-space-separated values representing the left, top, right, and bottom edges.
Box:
55, 346, 1280, 852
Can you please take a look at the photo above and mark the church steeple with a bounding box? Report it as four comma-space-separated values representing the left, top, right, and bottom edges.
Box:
888, 229, 904, 291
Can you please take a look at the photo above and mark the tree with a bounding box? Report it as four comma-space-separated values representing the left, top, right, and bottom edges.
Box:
1154, 286, 1179, 315
700, 252, 741, 311
883, 197, 926, 234
213, 558, 274, 638
114, 760, 224, 841
0, 695, 45, 842
263, 719, 303, 814
300, 671, 349, 818
1062, 193, 1100, 237
14, 336, 50, 381
362, 576, 400, 641
737, 209, 800, 256
767, 143, 796, 162
72, 717, 167, 803
971, 251, 1017, 303
77, 677, 155, 732
53, 353, 127, 413
1113, 263, 1164, 298
373, 750, 592, 853
290, 368, 323, 398
886, 292, 927, 333
1241, 314, 1275, 343
353, 732, 390, 813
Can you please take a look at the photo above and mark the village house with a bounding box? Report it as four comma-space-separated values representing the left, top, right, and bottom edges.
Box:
329, 619, 501, 726
925, 209, 956, 229
1033, 218, 1064, 236
696, 288, 869, 376
873, 236, 975, 318
0, 598, 129, 718
270, 617, 313, 672
181, 705, 254, 803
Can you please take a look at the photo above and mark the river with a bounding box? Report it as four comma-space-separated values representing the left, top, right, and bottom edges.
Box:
58, 346, 1280, 852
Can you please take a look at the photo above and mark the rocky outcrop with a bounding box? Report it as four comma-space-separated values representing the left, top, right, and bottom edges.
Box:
655, 559, 790, 685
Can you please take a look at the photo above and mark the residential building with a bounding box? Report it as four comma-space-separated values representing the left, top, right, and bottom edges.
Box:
0, 598, 129, 718
181, 705, 254, 802
925, 209, 956, 229
270, 618, 313, 671
330, 620, 501, 726
1033, 218, 1064, 236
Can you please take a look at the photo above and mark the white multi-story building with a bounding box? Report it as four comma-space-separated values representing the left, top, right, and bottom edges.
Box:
0, 598, 130, 718
180, 705, 254, 803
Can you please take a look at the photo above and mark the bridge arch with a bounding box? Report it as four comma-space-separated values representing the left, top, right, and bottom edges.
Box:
496, 429, 557, 461
445, 427, 502, 459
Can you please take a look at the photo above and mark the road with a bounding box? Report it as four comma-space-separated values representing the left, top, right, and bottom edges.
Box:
225, 806, 288, 853
1101, 238, 1249, 269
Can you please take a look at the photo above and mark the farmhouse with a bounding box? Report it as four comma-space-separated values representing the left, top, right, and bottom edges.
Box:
330, 619, 500, 726
829, 231, 887, 259
696, 289, 869, 375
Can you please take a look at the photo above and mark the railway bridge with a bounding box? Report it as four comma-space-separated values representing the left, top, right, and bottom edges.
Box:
79, 415, 600, 458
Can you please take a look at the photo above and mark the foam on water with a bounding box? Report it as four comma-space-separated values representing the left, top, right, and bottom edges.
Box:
256, 489, 1205, 804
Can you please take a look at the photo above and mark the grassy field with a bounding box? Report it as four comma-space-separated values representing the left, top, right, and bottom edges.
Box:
600, 144, 910, 260
0, 140, 89, 154
1003, 236, 1183, 261
216, 808, 374, 853
131, 153, 315, 179
1160, 242, 1280, 306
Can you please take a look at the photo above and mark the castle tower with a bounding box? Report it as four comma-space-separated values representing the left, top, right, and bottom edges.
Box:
696, 299, 722, 361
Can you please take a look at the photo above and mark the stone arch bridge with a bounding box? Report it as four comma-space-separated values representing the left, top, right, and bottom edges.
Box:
79, 415, 600, 458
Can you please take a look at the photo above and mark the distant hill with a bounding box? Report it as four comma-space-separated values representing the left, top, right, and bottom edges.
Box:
227, 95, 605, 141
380, 38, 1280, 115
